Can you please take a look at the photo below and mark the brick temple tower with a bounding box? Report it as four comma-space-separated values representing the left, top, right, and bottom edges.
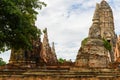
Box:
75, 0, 117, 68
40, 28, 57, 65
99, 0, 117, 62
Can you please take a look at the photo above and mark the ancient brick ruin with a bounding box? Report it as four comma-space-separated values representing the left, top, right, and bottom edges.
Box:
3, 0, 120, 72
8, 0, 120, 69
75, 0, 117, 68
9, 28, 57, 67
1, 0, 120, 80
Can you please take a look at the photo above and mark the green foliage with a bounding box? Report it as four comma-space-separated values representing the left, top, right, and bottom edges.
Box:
43, 28, 47, 33
103, 39, 112, 51
58, 58, 65, 63
0, 58, 6, 66
0, 0, 46, 52
81, 37, 88, 46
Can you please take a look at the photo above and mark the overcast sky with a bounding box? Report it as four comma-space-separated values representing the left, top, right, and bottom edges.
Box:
0, 0, 120, 62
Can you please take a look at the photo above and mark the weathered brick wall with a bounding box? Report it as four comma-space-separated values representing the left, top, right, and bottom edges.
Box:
0, 76, 120, 80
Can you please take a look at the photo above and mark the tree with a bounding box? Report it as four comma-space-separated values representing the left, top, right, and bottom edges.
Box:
0, 58, 6, 66
58, 58, 65, 63
0, 0, 46, 52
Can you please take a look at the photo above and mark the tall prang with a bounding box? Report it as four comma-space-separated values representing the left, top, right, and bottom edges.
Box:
99, 0, 117, 62
75, 0, 117, 68
40, 28, 57, 65
51, 42, 58, 63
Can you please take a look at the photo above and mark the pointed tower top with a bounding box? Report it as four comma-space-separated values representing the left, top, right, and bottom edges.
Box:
51, 42, 57, 63
100, 0, 110, 8
43, 28, 49, 46
92, 3, 100, 22
51, 42, 55, 53
101, 0, 106, 2
43, 28, 48, 34
43, 28, 48, 38
45, 27, 47, 31
101, 0, 107, 4
52, 42, 55, 48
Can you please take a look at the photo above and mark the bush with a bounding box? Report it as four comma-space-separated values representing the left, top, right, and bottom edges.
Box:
103, 39, 111, 51
81, 37, 88, 47
58, 58, 65, 63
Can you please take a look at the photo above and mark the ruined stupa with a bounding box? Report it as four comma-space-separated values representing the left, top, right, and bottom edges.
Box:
9, 28, 57, 66
40, 28, 57, 65
9, 38, 42, 65
75, 0, 117, 68
51, 42, 58, 63
9, 48, 25, 64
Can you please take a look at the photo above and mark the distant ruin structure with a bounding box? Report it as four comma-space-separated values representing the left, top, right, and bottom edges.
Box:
40, 28, 57, 65
9, 28, 57, 66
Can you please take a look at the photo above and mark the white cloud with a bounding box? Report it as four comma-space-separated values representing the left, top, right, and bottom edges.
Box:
36, 0, 99, 61
110, 1, 120, 34
36, 0, 120, 61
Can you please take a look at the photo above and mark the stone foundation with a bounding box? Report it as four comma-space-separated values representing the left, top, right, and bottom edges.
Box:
0, 69, 120, 80
1, 76, 120, 80
0, 75, 120, 80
